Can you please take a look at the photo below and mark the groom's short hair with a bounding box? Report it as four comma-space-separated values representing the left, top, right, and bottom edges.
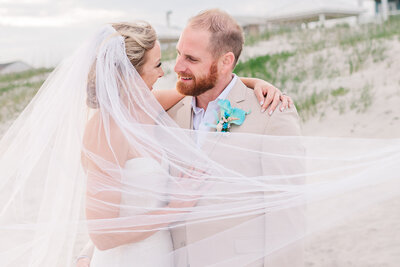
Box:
188, 9, 244, 66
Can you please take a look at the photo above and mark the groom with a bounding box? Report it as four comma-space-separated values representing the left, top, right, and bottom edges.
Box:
167, 9, 303, 267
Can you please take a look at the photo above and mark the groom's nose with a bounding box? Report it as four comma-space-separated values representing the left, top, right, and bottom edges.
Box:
174, 55, 186, 74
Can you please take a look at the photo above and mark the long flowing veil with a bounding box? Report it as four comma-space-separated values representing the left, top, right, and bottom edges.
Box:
0, 24, 399, 266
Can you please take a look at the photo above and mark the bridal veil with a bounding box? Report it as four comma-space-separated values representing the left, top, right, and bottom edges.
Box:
0, 24, 399, 266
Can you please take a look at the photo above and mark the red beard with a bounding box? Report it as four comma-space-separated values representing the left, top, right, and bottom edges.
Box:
176, 61, 218, 96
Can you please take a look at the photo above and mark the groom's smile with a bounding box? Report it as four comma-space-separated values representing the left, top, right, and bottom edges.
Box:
176, 62, 218, 96
178, 74, 194, 82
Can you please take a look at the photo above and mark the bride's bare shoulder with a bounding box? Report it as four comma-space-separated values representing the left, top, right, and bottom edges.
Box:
82, 110, 130, 167
82, 111, 126, 149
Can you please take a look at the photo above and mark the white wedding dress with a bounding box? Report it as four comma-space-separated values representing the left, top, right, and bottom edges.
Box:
90, 157, 174, 267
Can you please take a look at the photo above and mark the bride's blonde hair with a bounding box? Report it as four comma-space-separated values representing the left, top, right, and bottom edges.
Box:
87, 21, 157, 108
112, 21, 157, 73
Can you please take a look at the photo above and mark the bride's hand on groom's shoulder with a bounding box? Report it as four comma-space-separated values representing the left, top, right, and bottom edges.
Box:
254, 82, 294, 115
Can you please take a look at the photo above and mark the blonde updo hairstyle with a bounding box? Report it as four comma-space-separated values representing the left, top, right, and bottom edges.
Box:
87, 21, 157, 109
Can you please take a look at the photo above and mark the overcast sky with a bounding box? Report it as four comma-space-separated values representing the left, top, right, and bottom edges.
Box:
0, 0, 366, 67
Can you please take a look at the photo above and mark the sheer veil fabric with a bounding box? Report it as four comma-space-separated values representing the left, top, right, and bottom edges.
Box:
0, 25, 399, 266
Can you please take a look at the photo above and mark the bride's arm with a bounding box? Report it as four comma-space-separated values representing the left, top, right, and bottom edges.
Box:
152, 88, 185, 110
75, 241, 94, 267
152, 77, 293, 111
82, 113, 187, 251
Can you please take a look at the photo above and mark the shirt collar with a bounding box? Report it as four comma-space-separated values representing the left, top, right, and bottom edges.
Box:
191, 74, 238, 113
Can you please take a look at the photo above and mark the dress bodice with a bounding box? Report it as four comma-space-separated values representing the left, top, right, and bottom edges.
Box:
91, 157, 174, 267
119, 157, 169, 217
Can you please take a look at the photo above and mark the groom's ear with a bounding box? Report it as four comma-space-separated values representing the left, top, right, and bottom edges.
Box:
221, 52, 235, 71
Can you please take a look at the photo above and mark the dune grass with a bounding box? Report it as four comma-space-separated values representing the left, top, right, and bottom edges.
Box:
0, 68, 52, 83
234, 52, 294, 86
0, 68, 50, 123
235, 15, 399, 120
1, 16, 399, 125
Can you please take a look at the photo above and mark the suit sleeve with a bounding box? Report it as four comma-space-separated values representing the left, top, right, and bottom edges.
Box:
264, 104, 302, 137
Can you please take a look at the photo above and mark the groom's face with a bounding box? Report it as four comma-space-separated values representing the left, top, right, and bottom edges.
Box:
174, 27, 219, 96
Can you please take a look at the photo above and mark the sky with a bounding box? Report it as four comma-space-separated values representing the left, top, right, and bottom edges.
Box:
0, 0, 368, 67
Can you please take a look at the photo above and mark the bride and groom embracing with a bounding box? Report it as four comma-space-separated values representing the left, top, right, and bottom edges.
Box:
1, 6, 399, 267
77, 9, 304, 267
0, 6, 306, 267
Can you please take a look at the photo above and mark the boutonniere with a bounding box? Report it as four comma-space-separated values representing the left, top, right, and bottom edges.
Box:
207, 99, 251, 132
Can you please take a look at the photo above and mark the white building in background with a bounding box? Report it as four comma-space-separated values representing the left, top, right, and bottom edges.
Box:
0, 61, 32, 75
234, 16, 268, 36
373, 0, 400, 20
152, 24, 182, 50
266, 0, 366, 27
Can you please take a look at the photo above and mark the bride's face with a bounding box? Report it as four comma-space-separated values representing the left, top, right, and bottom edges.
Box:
140, 41, 164, 90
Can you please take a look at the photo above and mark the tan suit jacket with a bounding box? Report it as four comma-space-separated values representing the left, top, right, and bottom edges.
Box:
167, 78, 303, 267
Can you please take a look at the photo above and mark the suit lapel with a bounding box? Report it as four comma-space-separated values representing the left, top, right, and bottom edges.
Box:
226, 78, 247, 106
225, 79, 249, 133
174, 96, 193, 130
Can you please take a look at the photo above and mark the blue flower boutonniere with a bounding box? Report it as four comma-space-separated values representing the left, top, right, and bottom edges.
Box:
207, 99, 251, 132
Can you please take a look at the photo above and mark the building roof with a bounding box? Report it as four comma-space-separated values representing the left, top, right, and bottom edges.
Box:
0, 62, 14, 71
234, 16, 268, 27
0, 61, 32, 74
153, 24, 182, 42
267, 0, 366, 23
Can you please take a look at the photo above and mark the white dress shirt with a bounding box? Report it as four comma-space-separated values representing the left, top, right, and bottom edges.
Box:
192, 74, 238, 131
